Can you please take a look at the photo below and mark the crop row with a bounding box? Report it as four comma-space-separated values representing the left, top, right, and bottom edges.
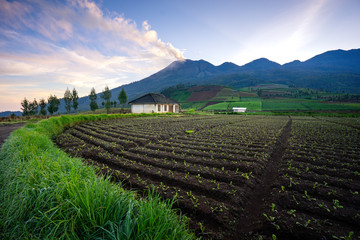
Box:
56, 115, 290, 239
264, 117, 360, 239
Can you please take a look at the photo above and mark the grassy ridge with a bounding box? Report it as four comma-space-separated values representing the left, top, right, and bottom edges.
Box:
0, 114, 195, 239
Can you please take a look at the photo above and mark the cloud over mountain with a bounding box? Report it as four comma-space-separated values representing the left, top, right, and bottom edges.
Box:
0, 0, 183, 111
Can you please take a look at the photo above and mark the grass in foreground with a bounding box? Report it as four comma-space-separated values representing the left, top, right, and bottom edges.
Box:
0, 114, 195, 239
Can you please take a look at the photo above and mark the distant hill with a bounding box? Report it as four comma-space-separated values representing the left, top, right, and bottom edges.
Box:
285, 49, 360, 72
241, 58, 281, 71
68, 48, 360, 112
0, 111, 22, 117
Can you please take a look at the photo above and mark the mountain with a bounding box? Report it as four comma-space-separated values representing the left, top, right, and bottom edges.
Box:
217, 62, 241, 72
70, 48, 360, 112
0, 111, 22, 117
284, 49, 360, 72
241, 58, 281, 71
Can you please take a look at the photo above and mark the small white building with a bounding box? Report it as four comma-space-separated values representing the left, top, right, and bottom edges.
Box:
232, 107, 247, 112
129, 93, 180, 114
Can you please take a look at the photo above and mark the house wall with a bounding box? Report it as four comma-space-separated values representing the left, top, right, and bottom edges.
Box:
233, 108, 247, 112
131, 104, 180, 113
131, 104, 156, 113
157, 104, 180, 113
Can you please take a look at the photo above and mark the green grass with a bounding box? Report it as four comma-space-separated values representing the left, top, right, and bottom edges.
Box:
169, 89, 192, 102
202, 102, 230, 111
215, 111, 360, 117
203, 97, 262, 111
181, 101, 208, 110
0, 114, 195, 239
228, 101, 262, 111
262, 99, 360, 111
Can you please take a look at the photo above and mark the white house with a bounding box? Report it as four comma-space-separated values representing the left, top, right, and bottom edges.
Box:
232, 107, 247, 112
129, 93, 180, 114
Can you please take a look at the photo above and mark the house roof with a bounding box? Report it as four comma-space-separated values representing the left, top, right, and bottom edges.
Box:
129, 93, 178, 104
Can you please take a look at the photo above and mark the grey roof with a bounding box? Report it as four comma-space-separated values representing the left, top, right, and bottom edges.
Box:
129, 93, 178, 104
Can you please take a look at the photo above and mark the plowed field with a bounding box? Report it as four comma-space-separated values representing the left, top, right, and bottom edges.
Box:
55, 115, 360, 240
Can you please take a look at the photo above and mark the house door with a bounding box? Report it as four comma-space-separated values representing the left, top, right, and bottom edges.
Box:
169, 105, 173, 112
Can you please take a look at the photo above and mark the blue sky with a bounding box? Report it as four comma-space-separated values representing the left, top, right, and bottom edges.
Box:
0, 0, 359, 111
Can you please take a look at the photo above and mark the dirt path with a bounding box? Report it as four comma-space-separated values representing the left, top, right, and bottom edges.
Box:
238, 117, 292, 238
0, 123, 26, 147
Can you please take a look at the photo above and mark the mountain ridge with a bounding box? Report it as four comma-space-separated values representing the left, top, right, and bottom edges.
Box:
60, 48, 360, 112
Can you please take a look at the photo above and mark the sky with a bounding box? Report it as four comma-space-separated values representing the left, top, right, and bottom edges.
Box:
0, 0, 359, 111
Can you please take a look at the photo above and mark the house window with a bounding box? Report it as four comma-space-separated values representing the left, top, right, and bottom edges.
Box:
164, 105, 167, 112
158, 105, 161, 112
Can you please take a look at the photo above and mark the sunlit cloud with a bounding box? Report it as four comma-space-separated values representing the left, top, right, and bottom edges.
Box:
0, 0, 183, 111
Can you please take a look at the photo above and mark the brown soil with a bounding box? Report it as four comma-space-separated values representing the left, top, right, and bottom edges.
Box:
55, 116, 360, 240
186, 86, 224, 102
0, 123, 26, 147
200, 101, 221, 110
237, 117, 292, 238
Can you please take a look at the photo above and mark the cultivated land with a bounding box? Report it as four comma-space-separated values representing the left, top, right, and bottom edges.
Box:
56, 115, 360, 239
163, 84, 360, 113
0, 114, 195, 239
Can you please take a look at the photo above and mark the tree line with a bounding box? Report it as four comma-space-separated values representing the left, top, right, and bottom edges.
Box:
21, 86, 127, 116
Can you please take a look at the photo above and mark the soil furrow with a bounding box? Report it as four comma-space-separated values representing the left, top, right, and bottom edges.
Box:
237, 117, 292, 237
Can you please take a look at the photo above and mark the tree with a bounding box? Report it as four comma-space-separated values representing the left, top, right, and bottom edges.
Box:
101, 86, 112, 114
21, 98, 38, 116
21, 98, 30, 116
48, 95, 60, 115
118, 88, 127, 109
39, 98, 47, 115
89, 87, 98, 112
64, 88, 72, 114
72, 88, 79, 112
28, 99, 38, 115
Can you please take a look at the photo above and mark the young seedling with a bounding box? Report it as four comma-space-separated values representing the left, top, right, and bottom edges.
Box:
287, 209, 296, 217
332, 199, 343, 210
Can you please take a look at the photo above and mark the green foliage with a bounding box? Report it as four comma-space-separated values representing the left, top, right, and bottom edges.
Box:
21, 98, 39, 116
39, 98, 47, 116
118, 88, 127, 109
89, 87, 98, 112
47, 94, 60, 115
161, 84, 190, 102
72, 88, 79, 112
185, 109, 195, 114
20, 98, 30, 116
101, 86, 112, 114
64, 88, 72, 114
0, 114, 195, 239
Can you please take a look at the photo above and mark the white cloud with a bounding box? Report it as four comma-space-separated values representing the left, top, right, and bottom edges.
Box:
0, 0, 183, 111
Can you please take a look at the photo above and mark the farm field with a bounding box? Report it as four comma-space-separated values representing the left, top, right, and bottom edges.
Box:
162, 84, 360, 112
203, 98, 262, 111
55, 115, 360, 239
262, 99, 360, 111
